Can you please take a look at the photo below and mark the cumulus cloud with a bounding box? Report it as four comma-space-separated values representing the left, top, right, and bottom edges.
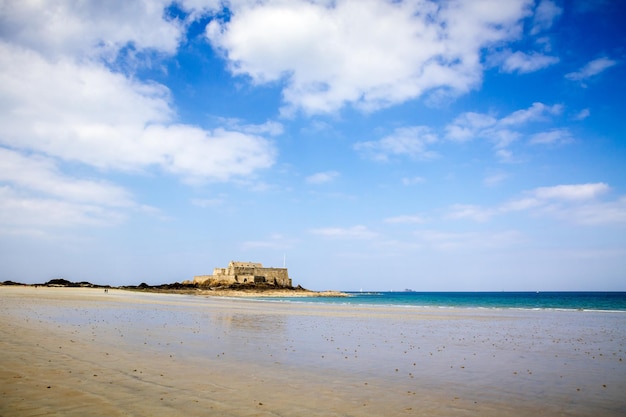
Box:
354, 126, 438, 161
206, 0, 533, 115
565, 57, 618, 82
0, 0, 184, 60
0, 1, 281, 233
0, 42, 276, 183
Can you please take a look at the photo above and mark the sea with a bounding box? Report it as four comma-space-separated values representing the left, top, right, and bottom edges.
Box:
271, 291, 626, 311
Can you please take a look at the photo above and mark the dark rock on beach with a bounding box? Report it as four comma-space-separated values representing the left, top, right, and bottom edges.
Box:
1, 278, 345, 297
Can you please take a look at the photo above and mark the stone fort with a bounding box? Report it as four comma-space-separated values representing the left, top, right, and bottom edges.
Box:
193, 261, 292, 287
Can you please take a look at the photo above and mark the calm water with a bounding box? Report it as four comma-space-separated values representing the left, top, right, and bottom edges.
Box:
273, 291, 626, 311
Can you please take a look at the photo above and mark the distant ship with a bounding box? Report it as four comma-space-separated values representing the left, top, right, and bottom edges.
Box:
404, 288, 415, 292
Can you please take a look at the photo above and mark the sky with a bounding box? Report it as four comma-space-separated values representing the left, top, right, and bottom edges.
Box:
1, 0, 625, 291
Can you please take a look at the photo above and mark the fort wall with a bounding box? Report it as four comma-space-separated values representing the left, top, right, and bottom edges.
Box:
193, 261, 292, 287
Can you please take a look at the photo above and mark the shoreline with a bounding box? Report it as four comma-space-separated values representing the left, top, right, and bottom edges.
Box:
3, 284, 625, 311
124, 287, 349, 298
2, 286, 625, 416
0, 280, 348, 298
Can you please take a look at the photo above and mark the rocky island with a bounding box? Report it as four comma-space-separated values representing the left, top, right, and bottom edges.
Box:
1, 260, 347, 297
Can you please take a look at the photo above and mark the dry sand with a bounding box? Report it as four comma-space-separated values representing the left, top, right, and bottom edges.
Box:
1, 286, 625, 416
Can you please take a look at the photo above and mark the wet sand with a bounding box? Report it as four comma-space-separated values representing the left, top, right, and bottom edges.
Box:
1, 286, 625, 416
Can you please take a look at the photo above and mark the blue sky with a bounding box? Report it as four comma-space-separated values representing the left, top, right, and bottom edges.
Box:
1, 0, 625, 291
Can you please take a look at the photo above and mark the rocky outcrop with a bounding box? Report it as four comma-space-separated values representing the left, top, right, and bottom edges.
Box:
1, 279, 347, 297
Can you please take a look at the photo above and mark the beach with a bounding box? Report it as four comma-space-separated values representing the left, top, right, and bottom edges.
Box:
1, 286, 625, 416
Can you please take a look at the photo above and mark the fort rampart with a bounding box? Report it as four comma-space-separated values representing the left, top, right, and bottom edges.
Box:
193, 261, 292, 287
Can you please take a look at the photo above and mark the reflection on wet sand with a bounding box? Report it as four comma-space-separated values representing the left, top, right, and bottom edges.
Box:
217, 312, 287, 333
1, 286, 625, 416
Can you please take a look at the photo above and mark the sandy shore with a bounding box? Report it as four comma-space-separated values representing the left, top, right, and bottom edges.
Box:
1, 286, 625, 416
198, 288, 347, 297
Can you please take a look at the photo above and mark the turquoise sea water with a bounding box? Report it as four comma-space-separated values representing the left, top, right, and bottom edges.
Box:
273, 291, 626, 311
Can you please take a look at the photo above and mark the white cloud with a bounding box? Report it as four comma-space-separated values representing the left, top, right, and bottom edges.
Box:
0, 148, 133, 207
447, 204, 495, 222
564, 197, 626, 225
448, 182, 624, 226
486, 0, 561, 75
495, 148, 516, 163
445, 112, 498, 142
142, 125, 276, 183
0, 185, 126, 229
534, 36, 554, 53
444, 102, 565, 160
354, 126, 438, 161
358, 102, 567, 164
531, 0, 562, 35
0, 2, 281, 235
306, 171, 340, 185
218, 118, 285, 136
0, 41, 276, 183
499, 197, 542, 212
446, 102, 561, 139
573, 108, 590, 120
529, 128, 572, 145
0, 0, 183, 60
565, 57, 618, 82
490, 129, 521, 151
206, 0, 533, 115
0, 148, 144, 231
500, 102, 562, 125
499, 50, 559, 73
310, 225, 377, 239
532, 183, 609, 200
